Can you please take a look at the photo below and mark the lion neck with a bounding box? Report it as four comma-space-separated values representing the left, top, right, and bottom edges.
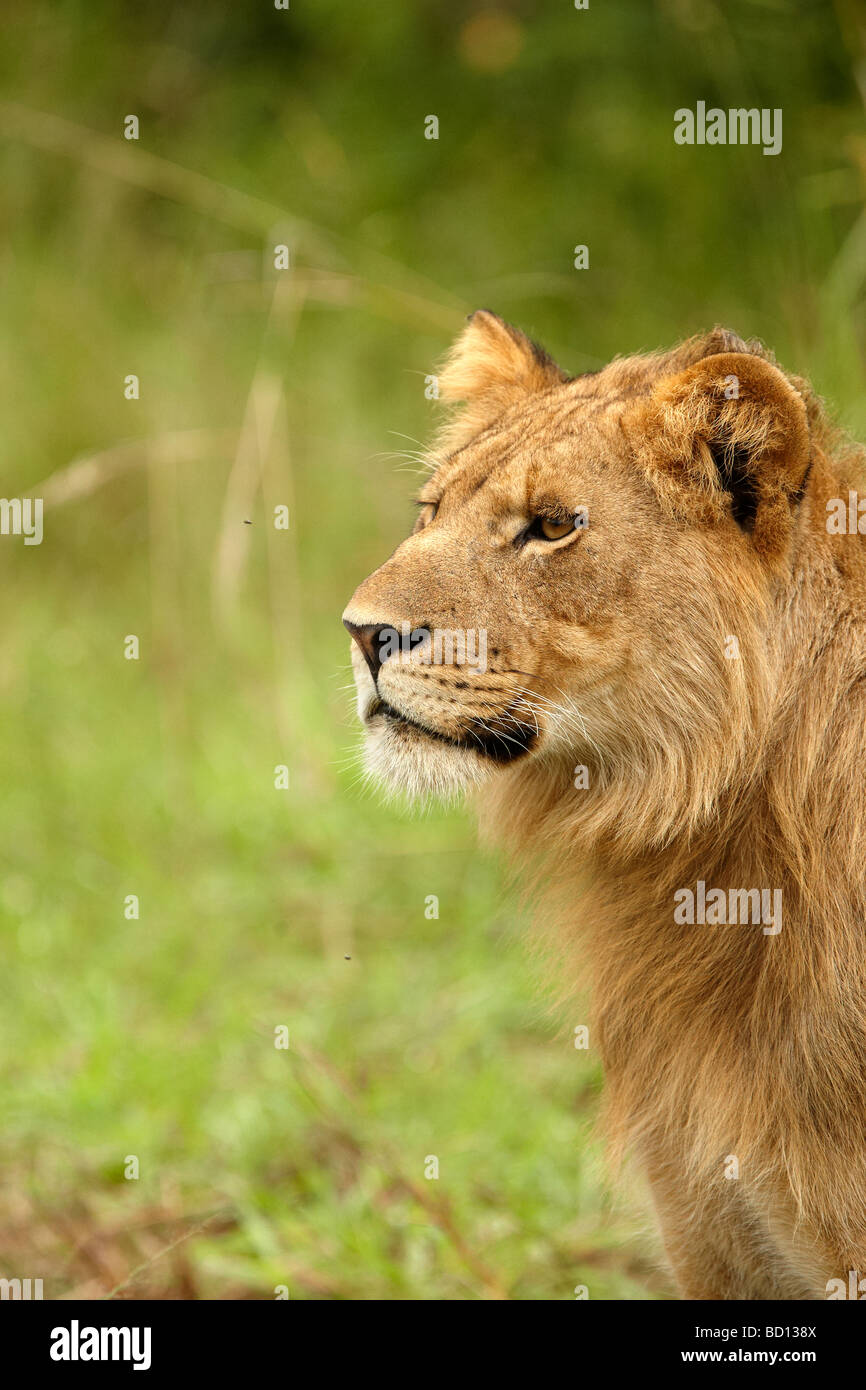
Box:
475, 496, 866, 1198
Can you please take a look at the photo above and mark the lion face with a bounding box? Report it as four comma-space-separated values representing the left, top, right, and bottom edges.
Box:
343, 312, 810, 808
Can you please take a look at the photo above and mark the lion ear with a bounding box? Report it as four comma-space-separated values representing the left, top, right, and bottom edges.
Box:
632, 351, 811, 558
436, 310, 568, 445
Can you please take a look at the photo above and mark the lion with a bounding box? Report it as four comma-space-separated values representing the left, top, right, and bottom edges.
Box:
342, 310, 866, 1300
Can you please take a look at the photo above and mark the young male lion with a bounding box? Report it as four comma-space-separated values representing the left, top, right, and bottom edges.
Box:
342, 310, 866, 1300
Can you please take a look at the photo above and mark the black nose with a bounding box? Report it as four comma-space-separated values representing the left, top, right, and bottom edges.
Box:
344, 620, 389, 682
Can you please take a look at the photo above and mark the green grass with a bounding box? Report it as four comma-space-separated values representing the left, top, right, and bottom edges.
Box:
0, 561, 667, 1299
0, 0, 863, 1298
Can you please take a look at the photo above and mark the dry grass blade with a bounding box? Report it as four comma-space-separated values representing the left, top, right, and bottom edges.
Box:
0, 101, 463, 331
28, 429, 234, 507
100, 1206, 236, 1301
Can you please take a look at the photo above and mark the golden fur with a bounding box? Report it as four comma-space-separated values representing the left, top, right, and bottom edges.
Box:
343, 310, 866, 1299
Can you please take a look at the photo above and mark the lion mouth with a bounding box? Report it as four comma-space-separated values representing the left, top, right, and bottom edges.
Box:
366, 696, 535, 764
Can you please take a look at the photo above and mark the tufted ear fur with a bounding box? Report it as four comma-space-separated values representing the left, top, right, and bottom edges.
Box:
629, 351, 811, 559
435, 310, 569, 449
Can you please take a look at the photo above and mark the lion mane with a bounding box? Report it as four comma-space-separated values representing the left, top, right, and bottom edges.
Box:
345, 312, 866, 1298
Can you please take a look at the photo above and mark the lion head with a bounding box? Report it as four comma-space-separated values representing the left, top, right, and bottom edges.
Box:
343, 311, 818, 847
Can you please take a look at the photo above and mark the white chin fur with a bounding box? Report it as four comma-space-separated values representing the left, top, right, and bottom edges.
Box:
361, 716, 491, 802
349, 643, 495, 802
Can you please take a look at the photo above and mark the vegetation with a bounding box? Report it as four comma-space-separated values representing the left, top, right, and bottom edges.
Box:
0, 0, 863, 1297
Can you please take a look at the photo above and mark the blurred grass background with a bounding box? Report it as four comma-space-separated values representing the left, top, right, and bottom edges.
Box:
0, 0, 863, 1299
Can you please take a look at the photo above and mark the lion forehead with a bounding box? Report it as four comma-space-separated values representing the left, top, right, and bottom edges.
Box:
426, 390, 634, 507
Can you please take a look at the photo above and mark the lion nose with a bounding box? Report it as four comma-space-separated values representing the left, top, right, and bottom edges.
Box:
343, 620, 389, 682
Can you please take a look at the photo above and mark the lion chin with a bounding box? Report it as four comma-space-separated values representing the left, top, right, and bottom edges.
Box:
361, 714, 492, 802
353, 662, 497, 802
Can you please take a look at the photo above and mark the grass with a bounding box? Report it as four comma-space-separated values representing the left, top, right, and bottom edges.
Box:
0, 558, 669, 1299
0, 0, 863, 1298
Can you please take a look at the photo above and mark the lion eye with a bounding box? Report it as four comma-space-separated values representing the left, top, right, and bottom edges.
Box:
531, 515, 575, 541
413, 502, 437, 533
539, 517, 574, 540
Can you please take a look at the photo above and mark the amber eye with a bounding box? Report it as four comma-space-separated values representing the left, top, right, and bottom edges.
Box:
539, 517, 574, 540
526, 515, 576, 542
413, 502, 438, 533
